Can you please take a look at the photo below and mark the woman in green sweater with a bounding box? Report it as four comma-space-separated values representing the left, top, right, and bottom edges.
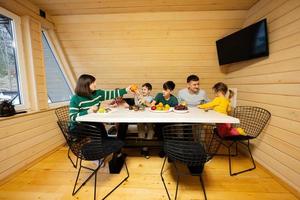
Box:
69, 74, 130, 137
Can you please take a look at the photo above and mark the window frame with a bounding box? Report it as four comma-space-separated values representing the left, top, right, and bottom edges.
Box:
0, 7, 29, 110
41, 29, 74, 107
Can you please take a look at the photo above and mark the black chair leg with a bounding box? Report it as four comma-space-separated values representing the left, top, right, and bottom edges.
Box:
94, 168, 97, 200
72, 159, 101, 199
160, 157, 171, 200
161, 158, 208, 200
229, 140, 256, 176
161, 157, 180, 200
174, 174, 180, 200
68, 147, 78, 168
72, 158, 129, 200
210, 132, 237, 157
199, 175, 207, 200
102, 159, 130, 199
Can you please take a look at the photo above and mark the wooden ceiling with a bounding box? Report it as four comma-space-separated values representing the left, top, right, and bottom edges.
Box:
28, 0, 258, 15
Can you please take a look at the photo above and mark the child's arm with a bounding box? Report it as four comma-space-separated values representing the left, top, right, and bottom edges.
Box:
150, 100, 157, 107
198, 98, 219, 109
144, 101, 152, 107
151, 94, 160, 106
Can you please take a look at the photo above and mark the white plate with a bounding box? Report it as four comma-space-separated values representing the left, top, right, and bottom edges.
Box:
173, 109, 189, 114
148, 107, 172, 113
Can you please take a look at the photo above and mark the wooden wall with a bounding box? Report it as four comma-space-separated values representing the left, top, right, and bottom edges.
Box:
53, 11, 247, 96
225, 0, 300, 193
0, 111, 64, 182
29, 0, 258, 15
0, 0, 64, 182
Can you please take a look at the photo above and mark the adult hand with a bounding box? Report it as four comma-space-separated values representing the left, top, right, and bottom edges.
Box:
88, 105, 99, 113
126, 85, 132, 93
127, 84, 138, 94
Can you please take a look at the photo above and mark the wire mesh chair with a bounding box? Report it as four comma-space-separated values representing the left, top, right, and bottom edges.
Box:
161, 124, 220, 200
55, 105, 78, 168
216, 106, 271, 176
55, 106, 129, 200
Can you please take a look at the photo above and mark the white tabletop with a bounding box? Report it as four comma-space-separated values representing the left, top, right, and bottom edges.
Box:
76, 107, 240, 124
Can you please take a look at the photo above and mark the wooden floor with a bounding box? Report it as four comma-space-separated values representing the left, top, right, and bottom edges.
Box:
0, 146, 298, 200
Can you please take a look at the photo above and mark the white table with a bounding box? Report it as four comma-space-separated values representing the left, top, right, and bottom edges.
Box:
76, 107, 240, 124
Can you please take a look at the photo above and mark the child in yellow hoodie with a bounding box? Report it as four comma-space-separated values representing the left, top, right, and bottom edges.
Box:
198, 82, 245, 138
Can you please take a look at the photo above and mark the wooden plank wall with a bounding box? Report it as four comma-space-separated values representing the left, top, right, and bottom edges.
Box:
0, 1, 65, 182
29, 0, 258, 15
225, 0, 300, 193
53, 11, 246, 96
0, 111, 64, 182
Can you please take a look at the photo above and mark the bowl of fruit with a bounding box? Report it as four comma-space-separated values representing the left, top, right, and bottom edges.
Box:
150, 103, 172, 113
174, 102, 188, 113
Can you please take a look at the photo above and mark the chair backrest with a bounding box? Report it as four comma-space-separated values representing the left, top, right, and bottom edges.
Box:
55, 106, 71, 141
55, 105, 105, 161
163, 124, 220, 166
232, 106, 271, 138
70, 123, 105, 161
55, 105, 69, 122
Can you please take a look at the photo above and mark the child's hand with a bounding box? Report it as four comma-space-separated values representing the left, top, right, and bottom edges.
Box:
138, 98, 145, 105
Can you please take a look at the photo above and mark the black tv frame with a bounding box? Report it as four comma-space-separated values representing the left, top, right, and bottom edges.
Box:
216, 18, 269, 65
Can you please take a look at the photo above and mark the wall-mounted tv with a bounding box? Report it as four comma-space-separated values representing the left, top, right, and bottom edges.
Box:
216, 19, 269, 65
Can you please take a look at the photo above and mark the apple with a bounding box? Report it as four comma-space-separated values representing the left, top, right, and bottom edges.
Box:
151, 106, 156, 110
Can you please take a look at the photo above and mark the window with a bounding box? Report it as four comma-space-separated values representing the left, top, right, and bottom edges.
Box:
41, 31, 73, 104
0, 10, 27, 109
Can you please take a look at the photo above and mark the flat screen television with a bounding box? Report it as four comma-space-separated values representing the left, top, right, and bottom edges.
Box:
216, 19, 269, 65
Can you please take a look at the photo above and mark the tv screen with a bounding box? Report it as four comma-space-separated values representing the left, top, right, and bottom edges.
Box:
216, 19, 269, 65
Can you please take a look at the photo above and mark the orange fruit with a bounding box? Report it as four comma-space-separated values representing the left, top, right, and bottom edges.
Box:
130, 84, 138, 93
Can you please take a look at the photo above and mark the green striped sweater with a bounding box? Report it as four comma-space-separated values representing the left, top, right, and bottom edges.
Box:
69, 88, 127, 128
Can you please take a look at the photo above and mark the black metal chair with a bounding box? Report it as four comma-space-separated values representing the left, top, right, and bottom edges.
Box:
55, 105, 78, 168
55, 106, 129, 200
161, 124, 220, 200
215, 106, 271, 176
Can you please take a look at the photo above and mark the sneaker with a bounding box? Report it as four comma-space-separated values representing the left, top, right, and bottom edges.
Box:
107, 126, 118, 137
158, 150, 165, 158
141, 149, 150, 159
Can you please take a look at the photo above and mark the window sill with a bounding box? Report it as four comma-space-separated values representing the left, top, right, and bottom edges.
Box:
0, 107, 57, 121
48, 101, 69, 108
